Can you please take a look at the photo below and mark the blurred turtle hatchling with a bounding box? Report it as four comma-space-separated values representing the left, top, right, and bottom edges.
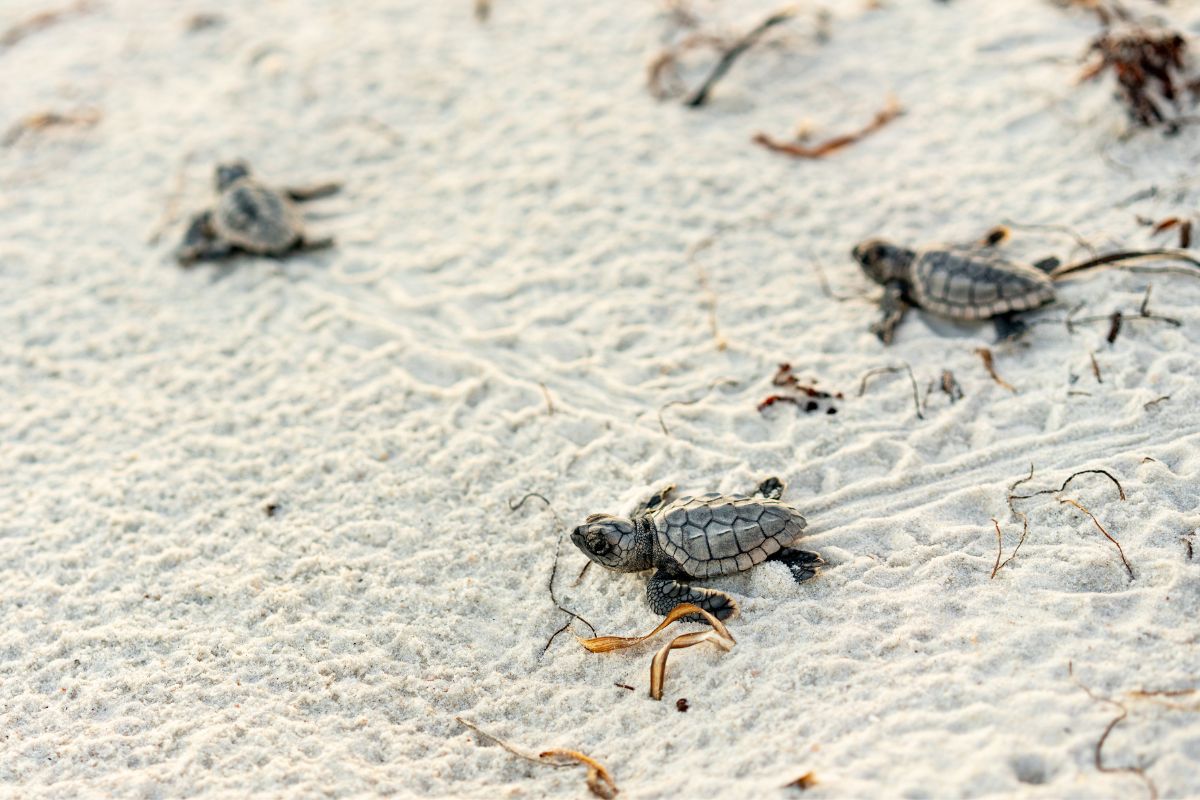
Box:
176, 160, 339, 265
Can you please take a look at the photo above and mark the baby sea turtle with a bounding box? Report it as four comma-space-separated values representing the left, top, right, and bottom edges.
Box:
853, 238, 1200, 344
176, 161, 340, 265
571, 477, 820, 621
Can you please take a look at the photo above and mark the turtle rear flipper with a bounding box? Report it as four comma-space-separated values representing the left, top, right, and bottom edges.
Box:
753, 477, 786, 500
647, 569, 738, 621
286, 182, 341, 202
768, 547, 823, 584
632, 484, 676, 516
993, 312, 1028, 342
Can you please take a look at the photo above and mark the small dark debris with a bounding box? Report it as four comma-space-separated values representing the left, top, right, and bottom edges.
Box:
785, 771, 819, 791
185, 12, 225, 32
675, 698, 689, 712
265, 503, 280, 517
1183, 532, 1194, 560
759, 363, 842, 415
615, 682, 635, 692
1082, 26, 1195, 130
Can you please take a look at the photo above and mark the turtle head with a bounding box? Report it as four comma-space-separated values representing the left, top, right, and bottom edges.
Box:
571, 514, 648, 572
215, 161, 252, 191
853, 238, 915, 284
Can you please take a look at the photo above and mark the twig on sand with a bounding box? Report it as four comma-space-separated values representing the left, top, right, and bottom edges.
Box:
1068, 287, 1181, 335
858, 364, 923, 420
658, 378, 739, 436
2, 107, 101, 147
1143, 395, 1170, 411
992, 464, 1036, 577
148, 150, 195, 244
455, 718, 621, 799
975, 347, 1016, 393
0, 0, 94, 50
754, 98, 902, 159
686, 236, 728, 351
996, 468, 1131, 579
1067, 662, 1158, 800
1090, 352, 1103, 383
509, 493, 597, 653
1059, 497, 1134, 579
539, 383, 556, 416
683, 6, 798, 107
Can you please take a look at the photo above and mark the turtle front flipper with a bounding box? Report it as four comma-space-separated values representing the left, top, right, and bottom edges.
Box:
753, 477, 785, 500
176, 210, 235, 265
871, 280, 909, 344
286, 182, 341, 202
647, 569, 738, 621
632, 484, 676, 516
992, 311, 1028, 342
767, 547, 823, 584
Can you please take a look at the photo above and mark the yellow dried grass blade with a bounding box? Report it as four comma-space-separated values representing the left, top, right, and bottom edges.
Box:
649, 627, 737, 700
578, 602, 730, 652
539, 749, 619, 799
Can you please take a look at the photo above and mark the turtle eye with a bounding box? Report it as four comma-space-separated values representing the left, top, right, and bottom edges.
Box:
591, 537, 610, 555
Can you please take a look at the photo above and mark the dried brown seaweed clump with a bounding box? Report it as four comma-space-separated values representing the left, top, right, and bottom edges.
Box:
1082, 25, 1198, 130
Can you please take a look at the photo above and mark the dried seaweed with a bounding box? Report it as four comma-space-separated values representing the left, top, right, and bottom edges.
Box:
1068, 662, 1158, 800
2, 107, 101, 147
684, 7, 797, 107
1068, 285, 1182, 335
540, 749, 620, 799
1143, 395, 1170, 410
1148, 216, 1194, 249
754, 99, 902, 159
1081, 24, 1194, 130
975, 347, 1016, 393
0, 0, 94, 50
858, 363, 924, 420
509, 493, 597, 654
996, 468, 1132, 579
456, 717, 620, 799
579, 603, 736, 701
685, 235, 729, 351
1059, 498, 1133, 578
759, 363, 843, 415
658, 378, 739, 436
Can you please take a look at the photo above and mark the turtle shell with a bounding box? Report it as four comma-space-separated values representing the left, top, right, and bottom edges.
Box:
653, 493, 807, 579
213, 178, 304, 253
909, 248, 1055, 321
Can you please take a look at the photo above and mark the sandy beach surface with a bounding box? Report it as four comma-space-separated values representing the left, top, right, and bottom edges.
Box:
3, 0, 1199, 797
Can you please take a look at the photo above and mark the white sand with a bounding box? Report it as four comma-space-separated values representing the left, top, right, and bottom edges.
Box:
2, 0, 1199, 796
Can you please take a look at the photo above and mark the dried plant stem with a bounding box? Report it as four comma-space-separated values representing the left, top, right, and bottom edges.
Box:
1068, 663, 1158, 800
975, 348, 1016, 393
684, 6, 797, 107
1059, 497, 1134, 579
754, 99, 902, 159
858, 364, 924, 419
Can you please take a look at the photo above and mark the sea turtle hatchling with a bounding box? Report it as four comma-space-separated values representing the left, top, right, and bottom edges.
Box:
175, 161, 340, 265
571, 477, 820, 621
853, 238, 1200, 344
